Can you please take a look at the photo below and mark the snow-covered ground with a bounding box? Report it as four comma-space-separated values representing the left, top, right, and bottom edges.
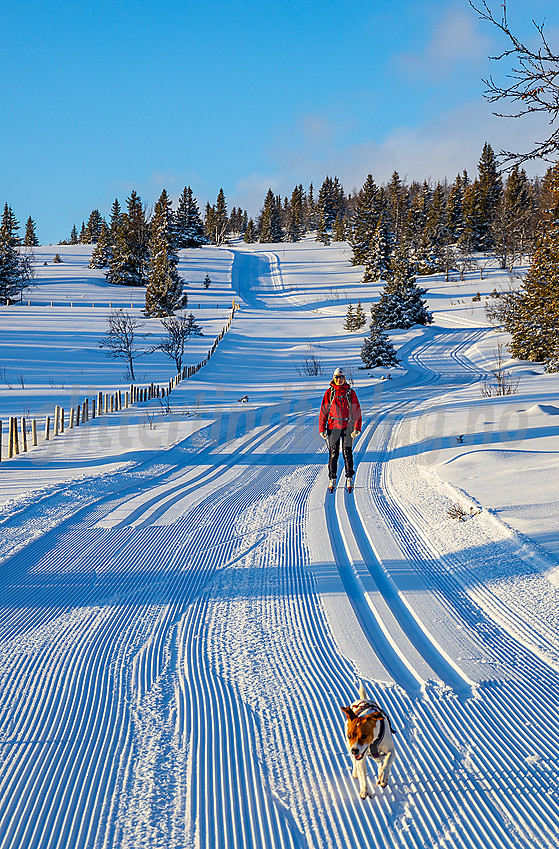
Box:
0, 240, 558, 848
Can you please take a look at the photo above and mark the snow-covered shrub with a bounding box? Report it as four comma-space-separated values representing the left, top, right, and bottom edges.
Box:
544, 355, 559, 373
360, 323, 399, 368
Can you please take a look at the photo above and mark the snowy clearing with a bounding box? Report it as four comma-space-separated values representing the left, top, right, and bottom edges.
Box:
1, 241, 558, 848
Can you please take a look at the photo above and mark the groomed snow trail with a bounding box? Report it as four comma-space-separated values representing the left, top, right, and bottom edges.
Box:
0, 250, 558, 848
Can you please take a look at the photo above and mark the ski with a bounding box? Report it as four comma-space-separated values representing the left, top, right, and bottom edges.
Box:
328, 479, 337, 493
346, 477, 354, 493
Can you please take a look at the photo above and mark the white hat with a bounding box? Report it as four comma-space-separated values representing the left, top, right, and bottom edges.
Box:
333, 367, 345, 378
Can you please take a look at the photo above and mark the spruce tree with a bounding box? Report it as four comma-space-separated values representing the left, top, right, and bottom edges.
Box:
492, 165, 532, 269
477, 142, 502, 250
207, 188, 228, 245
0, 231, 23, 304
89, 221, 112, 269
446, 174, 464, 243
317, 176, 345, 229
175, 186, 206, 248
343, 301, 356, 331
87, 209, 104, 243
509, 217, 559, 361
397, 278, 433, 328
260, 189, 283, 242
354, 300, 367, 330
70, 224, 79, 245
106, 190, 150, 286
287, 185, 304, 241
204, 202, 216, 243
0, 213, 32, 304
460, 180, 485, 252
371, 245, 433, 329
23, 216, 39, 247
244, 219, 257, 243
305, 182, 317, 231
407, 181, 445, 272
385, 171, 407, 242
145, 189, 186, 316
426, 182, 448, 248
361, 322, 400, 368
348, 174, 381, 266
333, 213, 346, 241
405, 181, 430, 255
363, 216, 391, 281
316, 208, 331, 244
1, 204, 20, 246
109, 199, 122, 241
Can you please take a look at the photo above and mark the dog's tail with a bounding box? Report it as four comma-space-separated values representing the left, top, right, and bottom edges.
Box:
359, 681, 368, 701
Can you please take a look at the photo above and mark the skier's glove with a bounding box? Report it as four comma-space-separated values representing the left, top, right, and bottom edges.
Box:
351, 430, 360, 439
320, 431, 328, 441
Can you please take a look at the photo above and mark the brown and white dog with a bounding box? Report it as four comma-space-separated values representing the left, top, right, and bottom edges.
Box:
341, 683, 396, 798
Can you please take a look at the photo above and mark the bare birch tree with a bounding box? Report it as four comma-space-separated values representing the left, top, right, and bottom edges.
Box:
99, 309, 146, 380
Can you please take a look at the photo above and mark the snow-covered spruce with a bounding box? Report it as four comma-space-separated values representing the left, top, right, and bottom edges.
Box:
360, 321, 400, 367
145, 190, 187, 317
371, 246, 433, 330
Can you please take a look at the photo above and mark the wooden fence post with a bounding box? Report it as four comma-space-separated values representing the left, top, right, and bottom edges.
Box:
98, 390, 103, 415
69, 408, 75, 429
32, 419, 37, 445
60, 409, 65, 432
105, 393, 109, 414
45, 416, 50, 440
13, 418, 19, 455
75, 406, 80, 427
54, 406, 60, 436
21, 418, 27, 452
91, 399, 96, 419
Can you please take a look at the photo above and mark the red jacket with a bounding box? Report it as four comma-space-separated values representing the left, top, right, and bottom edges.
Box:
319, 381, 362, 432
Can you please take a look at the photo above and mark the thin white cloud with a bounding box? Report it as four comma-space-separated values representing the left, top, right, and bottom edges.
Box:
397, 4, 493, 78
232, 99, 550, 214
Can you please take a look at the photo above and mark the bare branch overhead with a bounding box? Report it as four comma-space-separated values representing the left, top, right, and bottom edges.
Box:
470, 0, 559, 165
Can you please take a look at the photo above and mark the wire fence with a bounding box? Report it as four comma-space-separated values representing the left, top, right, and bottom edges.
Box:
0, 301, 237, 463
4, 301, 231, 310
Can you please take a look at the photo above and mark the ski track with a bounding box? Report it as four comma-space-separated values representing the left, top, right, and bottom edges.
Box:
0, 254, 559, 848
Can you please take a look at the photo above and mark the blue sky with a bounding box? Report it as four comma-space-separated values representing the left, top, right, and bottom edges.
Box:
2, 0, 558, 243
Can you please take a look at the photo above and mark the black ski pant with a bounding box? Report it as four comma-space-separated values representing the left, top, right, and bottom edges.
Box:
327, 427, 354, 479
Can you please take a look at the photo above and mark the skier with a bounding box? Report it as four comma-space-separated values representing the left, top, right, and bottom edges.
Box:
319, 367, 362, 492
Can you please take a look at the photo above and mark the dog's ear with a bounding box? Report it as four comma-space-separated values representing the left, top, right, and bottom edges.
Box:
341, 706, 356, 720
